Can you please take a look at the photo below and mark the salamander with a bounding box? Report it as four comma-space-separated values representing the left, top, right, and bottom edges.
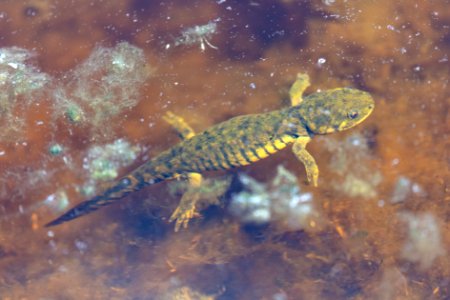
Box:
45, 73, 374, 230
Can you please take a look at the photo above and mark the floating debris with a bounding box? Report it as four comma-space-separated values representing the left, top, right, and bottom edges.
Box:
163, 285, 218, 300
229, 165, 321, 231
398, 212, 445, 270
391, 176, 425, 203
171, 18, 220, 51
229, 174, 271, 224
322, 132, 381, 198
48, 143, 64, 156
43, 189, 70, 212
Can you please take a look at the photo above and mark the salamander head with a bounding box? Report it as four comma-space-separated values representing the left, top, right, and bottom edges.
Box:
299, 88, 374, 134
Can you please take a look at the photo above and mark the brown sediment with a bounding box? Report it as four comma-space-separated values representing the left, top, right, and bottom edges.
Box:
0, 0, 448, 299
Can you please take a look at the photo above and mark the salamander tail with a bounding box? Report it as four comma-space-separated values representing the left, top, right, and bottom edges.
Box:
45, 148, 181, 227
45, 195, 112, 227
45, 175, 166, 227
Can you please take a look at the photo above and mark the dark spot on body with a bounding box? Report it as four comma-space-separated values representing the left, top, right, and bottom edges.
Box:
241, 135, 250, 146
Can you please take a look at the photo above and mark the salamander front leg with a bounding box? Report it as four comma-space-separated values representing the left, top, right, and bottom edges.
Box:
289, 73, 310, 106
292, 136, 319, 187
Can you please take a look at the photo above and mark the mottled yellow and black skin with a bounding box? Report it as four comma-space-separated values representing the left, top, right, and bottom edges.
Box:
45, 74, 374, 228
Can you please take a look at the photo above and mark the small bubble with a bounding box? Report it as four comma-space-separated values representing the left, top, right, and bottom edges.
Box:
75, 239, 88, 252
249, 82, 256, 89
317, 57, 326, 66
387, 24, 395, 31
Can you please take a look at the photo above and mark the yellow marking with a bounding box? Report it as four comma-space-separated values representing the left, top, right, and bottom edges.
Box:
188, 173, 202, 187
245, 150, 259, 162
206, 152, 222, 169
219, 157, 231, 169
234, 152, 251, 166
263, 143, 277, 154
338, 120, 349, 131
255, 147, 270, 159
308, 123, 316, 131
210, 159, 222, 170
280, 135, 295, 144
273, 139, 287, 150
217, 149, 233, 169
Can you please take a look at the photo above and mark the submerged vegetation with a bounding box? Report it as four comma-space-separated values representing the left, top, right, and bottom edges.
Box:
54, 42, 151, 137
0, 0, 448, 299
0, 47, 50, 141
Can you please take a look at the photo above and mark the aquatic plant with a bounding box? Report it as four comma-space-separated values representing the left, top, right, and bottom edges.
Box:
0, 47, 50, 141
53, 42, 152, 138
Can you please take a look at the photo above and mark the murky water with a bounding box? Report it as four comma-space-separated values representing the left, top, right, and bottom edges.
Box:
0, 1, 448, 299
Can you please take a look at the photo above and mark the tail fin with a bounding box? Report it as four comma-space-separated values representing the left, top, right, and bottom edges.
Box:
45, 172, 167, 227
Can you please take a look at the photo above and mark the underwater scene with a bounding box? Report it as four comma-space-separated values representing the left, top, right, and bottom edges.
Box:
0, 0, 448, 299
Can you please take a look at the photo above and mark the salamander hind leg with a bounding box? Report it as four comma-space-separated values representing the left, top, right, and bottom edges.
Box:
164, 111, 207, 231
292, 136, 319, 187
169, 174, 231, 232
164, 112, 232, 231
289, 73, 310, 106
164, 111, 203, 230
169, 173, 203, 232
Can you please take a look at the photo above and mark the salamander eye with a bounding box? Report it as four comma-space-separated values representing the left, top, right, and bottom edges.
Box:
347, 111, 359, 119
